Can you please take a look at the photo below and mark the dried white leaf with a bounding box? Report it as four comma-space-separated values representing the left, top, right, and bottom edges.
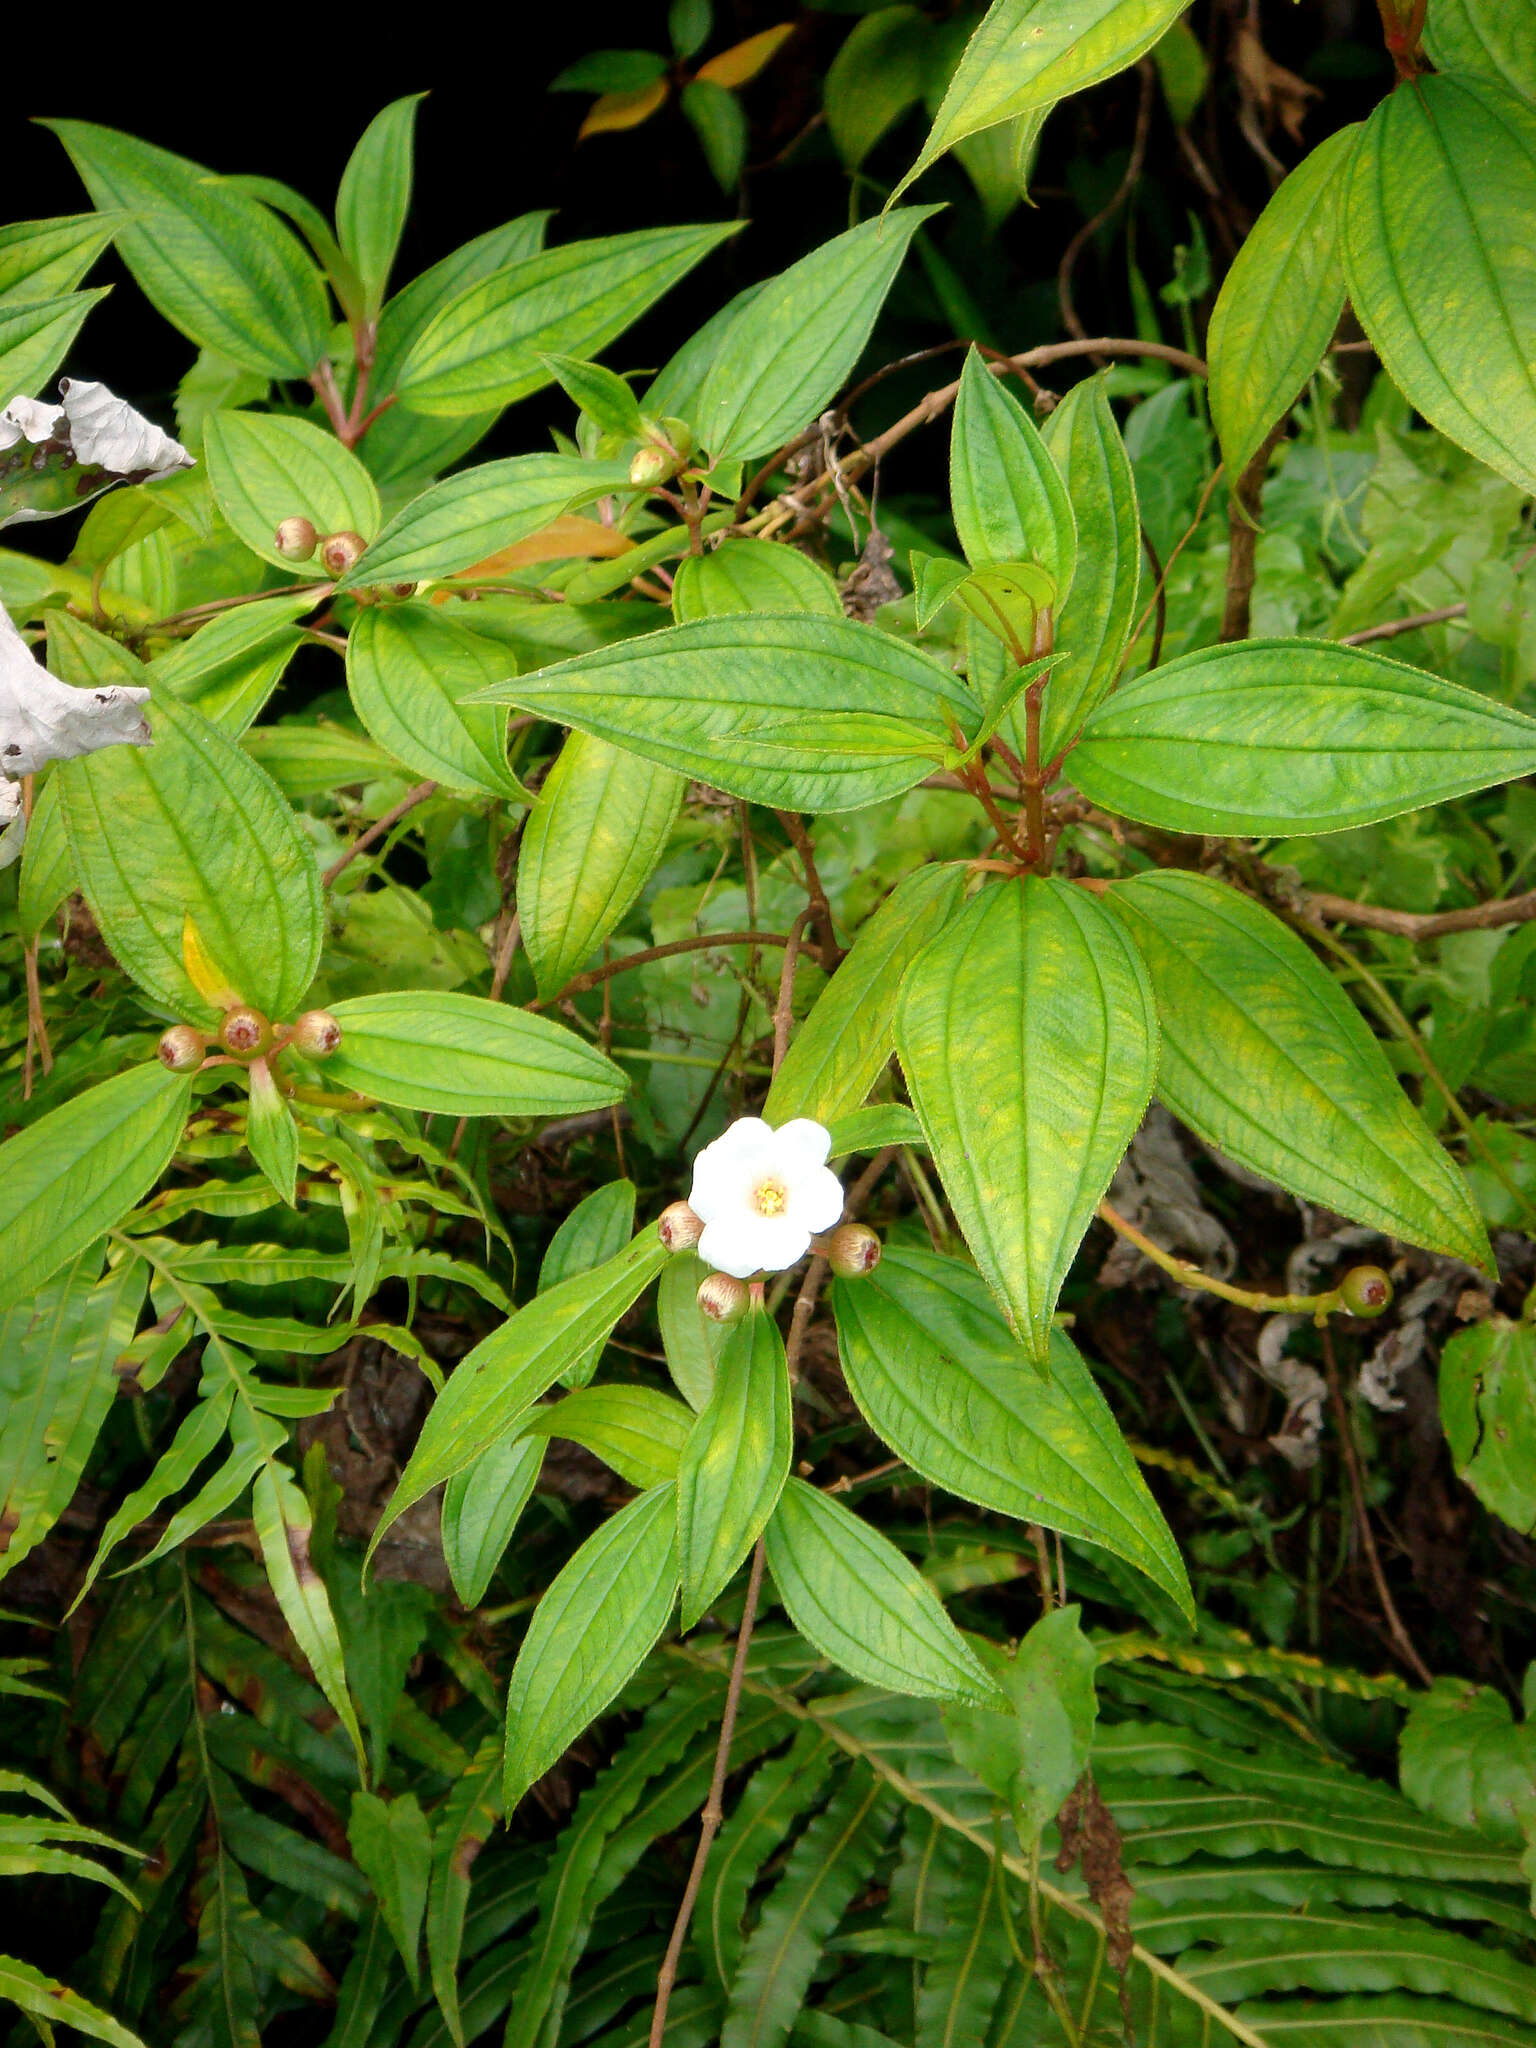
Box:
0, 776, 23, 870
1099, 1107, 1236, 1288
1252, 1314, 1327, 1467
0, 605, 150, 778
0, 395, 65, 449
57, 378, 192, 483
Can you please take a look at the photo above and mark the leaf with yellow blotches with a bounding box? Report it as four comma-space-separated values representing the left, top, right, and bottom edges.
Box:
182, 913, 244, 1010
695, 23, 795, 87
579, 81, 671, 138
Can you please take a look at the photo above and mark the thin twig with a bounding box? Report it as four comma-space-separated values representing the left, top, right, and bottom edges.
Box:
775, 811, 842, 968
1057, 62, 1156, 344
1128, 464, 1226, 652
1340, 603, 1468, 646
320, 781, 437, 887
1322, 1326, 1432, 1685
530, 931, 796, 1010
1219, 420, 1287, 643
772, 910, 814, 1074
1304, 885, 1536, 940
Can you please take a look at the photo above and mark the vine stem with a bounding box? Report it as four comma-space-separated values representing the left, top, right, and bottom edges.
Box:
1097, 1200, 1350, 1317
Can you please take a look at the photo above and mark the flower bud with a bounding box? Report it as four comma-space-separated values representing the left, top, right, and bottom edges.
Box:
220, 1005, 271, 1057
657, 417, 694, 461
822, 1223, 881, 1279
697, 1272, 750, 1324
157, 1024, 205, 1072
289, 1008, 341, 1059
1339, 1265, 1392, 1318
658, 1200, 705, 1252
628, 443, 677, 490
318, 529, 366, 577
274, 515, 318, 561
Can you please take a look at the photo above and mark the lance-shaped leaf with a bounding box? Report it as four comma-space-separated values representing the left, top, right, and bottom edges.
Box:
338, 453, 633, 587
469, 613, 974, 813
518, 730, 685, 999
1036, 373, 1141, 758
348, 1789, 430, 1987
765, 1478, 1001, 1703
1105, 870, 1492, 1272
345, 605, 531, 800
832, 1243, 1192, 1616
0, 291, 108, 407
657, 1252, 728, 1412
245, 1058, 299, 1208
950, 347, 1074, 591
59, 666, 322, 1026
368, 1231, 671, 1559
1071, 639, 1536, 837
1344, 75, 1536, 496
394, 221, 742, 416
539, 1177, 637, 1387
765, 861, 967, 1126
895, 876, 1157, 1364
252, 1457, 366, 1778
503, 1481, 679, 1805
676, 1309, 792, 1628
204, 410, 381, 573
0, 1960, 148, 2048
1423, 0, 1536, 97
1208, 124, 1358, 485
695, 208, 939, 461
44, 120, 331, 378
0, 213, 120, 303
66, 1388, 237, 1611
0, 1064, 193, 1311
894, 0, 1187, 203
518, 1384, 693, 1488
0, 605, 149, 777
441, 1436, 545, 1608
336, 95, 423, 317
322, 991, 625, 1117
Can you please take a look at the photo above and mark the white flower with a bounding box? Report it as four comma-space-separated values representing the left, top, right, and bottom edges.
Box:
0, 603, 150, 781
688, 1116, 845, 1280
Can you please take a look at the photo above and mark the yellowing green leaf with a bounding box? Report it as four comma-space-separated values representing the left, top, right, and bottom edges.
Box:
322, 991, 626, 1118
676, 1310, 792, 1628
950, 347, 1074, 591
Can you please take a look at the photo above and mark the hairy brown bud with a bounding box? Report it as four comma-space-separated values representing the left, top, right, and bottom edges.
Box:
318, 529, 366, 577
220, 1005, 271, 1057
1339, 1265, 1393, 1318
658, 1200, 705, 1252
822, 1222, 881, 1279
157, 1024, 205, 1072
697, 1272, 750, 1324
289, 1009, 341, 1059
274, 515, 318, 561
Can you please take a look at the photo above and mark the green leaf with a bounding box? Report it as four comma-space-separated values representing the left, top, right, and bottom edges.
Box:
0, 212, 120, 303
826, 1103, 924, 1157
246, 1058, 298, 1207
319, 990, 625, 1118
896, 876, 1156, 1363
59, 678, 323, 1026
766, 862, 966, 1126
1036, 373, 1142, 758
0, 1957, 147, 2048
151, 593, 310, 735
43, 120, 331, 378
345, 604, 531, 800
700, 1727, 839, 1993
503, 1481, 679, 1805
950, 347, 1074, 592
894, 0, 1186, 203
1207, 124, 1357, 484
519, 1385, 693, 1487
0, 1255, 147, 1579
1440, 1317, 1536, 1533
336, 95, 423, 316
541, 351, 646, 436
539, 1178, 638, 1387
426, 1738, 501, 2046
682, 78, 748, 191
471, 613, 972, 813
911, 549, 972, 629
340, 453, 633, 588
832, 1242, 1193, 1616
1401, 1678, 1536, 1851
672, 537, 842, 620
203, 409, 381, 572
370, 1231, 670, 1558
825, 5, 933, 167
394, 222, 742, 417
1344, 74, 1536, 495
657, 1252, 727, 1412
676, 1309, 792, 1628
0, 288, 109, 399
1071, 638, 1536, 836
251, 1458, 366, 1777
0, 1065, 192, 1311
550, 49, 670, 91
1424, 0, 1536, 98
441, 1436, 545, 1607
1105, 870, 1492, 1270
766, 1479, 1001, 1703
696, 210, 938, 462
17, 773, 74, 948
943, 1607, 1098, 1847
348, 1789, 430, 1987
517, 731, 685, 999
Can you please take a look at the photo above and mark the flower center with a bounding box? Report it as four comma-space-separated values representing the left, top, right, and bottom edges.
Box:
752, 1176, 789, 1217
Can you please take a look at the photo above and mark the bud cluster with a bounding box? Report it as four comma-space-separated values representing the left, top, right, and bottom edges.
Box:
272, 517, 368, 582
